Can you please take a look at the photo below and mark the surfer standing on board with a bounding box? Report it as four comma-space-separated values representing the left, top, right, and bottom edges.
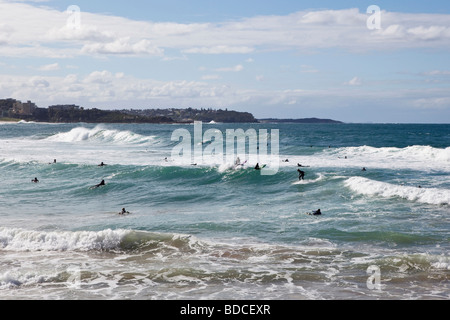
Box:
297, 169, 305, 181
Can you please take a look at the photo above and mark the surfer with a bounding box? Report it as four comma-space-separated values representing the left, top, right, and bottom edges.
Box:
297, 169, 305, 181
98, 162, 107, 167
362, 167, 367, 171
255, 163, 261, 170
31, 177, 39, 183
92, 180, 105, 188
120, 208, 130, 215
307, 209, 322, 216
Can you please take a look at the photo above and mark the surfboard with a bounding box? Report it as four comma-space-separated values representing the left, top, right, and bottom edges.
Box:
292, 174, 324, 185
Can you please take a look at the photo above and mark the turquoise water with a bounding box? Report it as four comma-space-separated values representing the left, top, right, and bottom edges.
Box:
0, 122, 449, 300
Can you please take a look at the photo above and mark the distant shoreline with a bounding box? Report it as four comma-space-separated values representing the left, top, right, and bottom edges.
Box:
0, 117, 343, 125
1, 98, 344, 124
258, 118, 343, 124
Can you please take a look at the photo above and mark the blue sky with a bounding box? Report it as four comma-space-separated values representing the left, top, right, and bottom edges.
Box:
1, 0, 450, 123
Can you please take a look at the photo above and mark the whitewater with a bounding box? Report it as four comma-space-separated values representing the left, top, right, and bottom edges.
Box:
0, 122, 448, 300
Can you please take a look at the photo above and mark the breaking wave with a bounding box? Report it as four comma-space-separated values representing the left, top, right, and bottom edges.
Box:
45, 126, 156, 145
344, 177, 450, 205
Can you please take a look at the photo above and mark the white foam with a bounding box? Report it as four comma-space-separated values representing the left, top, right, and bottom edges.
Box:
292, 173, 325, 185
0, 125, 162, 166
279, 145, 450, 172
344, 177, 450, 205
0, 228, 130, 252
46, 125, 155, 145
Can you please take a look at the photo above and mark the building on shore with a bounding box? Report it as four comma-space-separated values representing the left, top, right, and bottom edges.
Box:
13, 100, 37, 116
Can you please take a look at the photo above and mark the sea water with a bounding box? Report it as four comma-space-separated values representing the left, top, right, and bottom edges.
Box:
0, 122, 448, 300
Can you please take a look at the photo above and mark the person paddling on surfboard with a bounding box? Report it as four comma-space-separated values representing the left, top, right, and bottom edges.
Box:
92, 180, 105, 189
307, 209, 322, 216
120, 208, 130, 215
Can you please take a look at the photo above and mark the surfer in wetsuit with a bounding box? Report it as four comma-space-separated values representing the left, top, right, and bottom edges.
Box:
255, 163, 261, 170
307, 209, 322, 216
98, 162, 106, 167
92, 180, 105, 188
297, 169, 305, 181
120, 208, 130, 215
31, 177, 39, 183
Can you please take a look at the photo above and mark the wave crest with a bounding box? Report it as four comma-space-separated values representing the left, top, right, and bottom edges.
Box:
344, 177, 450, 205
46, 126, 155, 145
0, 228, 199, 253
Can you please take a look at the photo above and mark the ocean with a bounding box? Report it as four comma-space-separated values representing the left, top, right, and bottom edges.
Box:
0, 121, 449, 300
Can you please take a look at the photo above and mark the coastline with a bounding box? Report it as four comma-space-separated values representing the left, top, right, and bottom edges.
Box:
0, 117, 21, 123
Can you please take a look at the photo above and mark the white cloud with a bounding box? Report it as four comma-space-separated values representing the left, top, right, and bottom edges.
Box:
183, 46, 254, 54
30, 77, 50, 88
423, 70, 450, 76
1, 72, 449, 121
83, 70, 115, 84
256, 75, 265, 82
201, 75, 221, 80
300, 65, 319, 73
81, 38, 164, 56
407, 26, 450, 41
411, 97, 450, 109
345, 77, 363, 86
299, 9, 363, 25
215, 65, 244, 72
1, 3, 450, 59
46, 25, 115, 42
38, 63, 59, 71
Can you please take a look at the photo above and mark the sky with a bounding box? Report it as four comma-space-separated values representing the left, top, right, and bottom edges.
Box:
1, 1, 450, 123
